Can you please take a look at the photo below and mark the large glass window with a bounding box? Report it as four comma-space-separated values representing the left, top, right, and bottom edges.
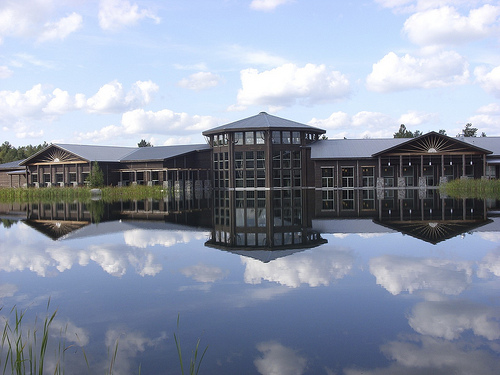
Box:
341, 167, 354, 187
282, 131, 291, 144
292, 131, 300, 144
362, 167, 374, 187
234, 132, 244, 145
322, 190, 334, 210
256, 131, 265, 144
322, 167, 334, 188
245, 132, 254, 145
342, 190, 354, 210
272, 131, 281, 144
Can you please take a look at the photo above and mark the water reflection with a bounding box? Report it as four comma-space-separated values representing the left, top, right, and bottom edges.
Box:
1, 189, 500, 374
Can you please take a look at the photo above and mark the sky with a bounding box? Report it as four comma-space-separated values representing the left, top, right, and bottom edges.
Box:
0, 0, 499, 148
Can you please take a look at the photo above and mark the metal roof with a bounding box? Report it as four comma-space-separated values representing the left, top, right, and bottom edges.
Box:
462, 136, 500, 156
122, 144, 210, 161
202, 112, 326, 135
0, 159, 25, 170
309, 138, 407, 159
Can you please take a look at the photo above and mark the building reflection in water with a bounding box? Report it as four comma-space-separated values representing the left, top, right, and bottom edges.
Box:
0, 186, 497, 249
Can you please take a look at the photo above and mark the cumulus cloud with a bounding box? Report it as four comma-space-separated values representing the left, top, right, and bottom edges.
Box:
0, 224, 162, 277
86, 80, 159, 113
254, 341, 307, 375
0, 80, 158, 132
475, 65, 500, 97
117, 108, 219, 135
344, 335, 500, 375
250, 0, 294, 11
477, 249, 500, 278
308, 111, 396, 138
102, 328, 166, 375
0, 1, 82, 43
51, 319, 90, 346
223, 45, 288, 67
180, 263, 228, 283
403, 5, 500, 46
124, 229, 208, 248
369, 255, 473, 296
242, 247, 355, 288
0, 283, 18, 299
408, 300, 500, 340
177, 72, 222, 91
98, 0, 160, 31
234, 63, 350, 111
366, 51, 469, 92
398, 110, 437, 127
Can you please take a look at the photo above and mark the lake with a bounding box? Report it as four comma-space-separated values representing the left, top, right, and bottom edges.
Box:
1, 188, 500, 374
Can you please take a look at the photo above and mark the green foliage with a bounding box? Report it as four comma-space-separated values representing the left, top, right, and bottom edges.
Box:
393, 124, 423, 138
462, 123, 479, 137
440, 178, 500, 199
0, 141, 48, 164
174, 314, 208, 375
138, 139, 153, 147
86, 161, 105, 188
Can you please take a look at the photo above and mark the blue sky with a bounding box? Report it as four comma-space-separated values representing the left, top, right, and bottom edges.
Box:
0, 0, 499, 147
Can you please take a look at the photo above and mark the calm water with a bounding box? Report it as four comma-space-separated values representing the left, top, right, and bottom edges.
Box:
1, 191, 500, 374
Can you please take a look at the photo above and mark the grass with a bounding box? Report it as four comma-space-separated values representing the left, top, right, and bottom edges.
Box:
1, 304, 208, 375
440, 178, 500, 199
0, 185, 171, 204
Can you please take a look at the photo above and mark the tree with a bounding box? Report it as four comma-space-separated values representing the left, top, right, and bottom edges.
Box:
86, 161, 105, 187
138, 139, 153, 147
394, 124, 413, 138
462, 123, 478, 137
438, 129, 447, 135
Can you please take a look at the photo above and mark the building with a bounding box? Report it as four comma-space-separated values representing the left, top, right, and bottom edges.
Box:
1, 111, 499, 194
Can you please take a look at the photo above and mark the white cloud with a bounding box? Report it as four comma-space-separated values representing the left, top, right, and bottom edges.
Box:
242, 247, 355, 288
308, 111, 396, 139
86, 80, 158, 113
250, 0, 294, 11
398, 110, 437, 127
120, 108, 219, 134
235, 63, 350, 111
180, 263, 228, 283
345, 336, 500, 375
409, 300, 500, 340
177, 72, 222, 91
0, 1, 82, 43
223, 44, 288, 67
474, 65, 500, 97
0, 66, 13, 78
369, 255, 473, 296
254, 341, 307, 375
98, 0, 160, 31
124, 229, 208, 248
403, 5, 500, 46
366, 51, 469, 92
38, 12, 83, 42
477, 249, 500, 278
0, 283, 18, 299
50, 319, 90, 346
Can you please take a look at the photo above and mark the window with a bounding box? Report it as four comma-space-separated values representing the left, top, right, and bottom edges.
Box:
235, 132, 244, 145
322, 190, 334, 210
403, 166, 414, 186
282, 131, 291, 144
341, 167, 354, 187
31, 173, 38, 183
322, 167, 334, 188
362, 167, 374, 187
56, 173, 63, 183
272, 131, 281, 144
245, 131, 254, 145
69, 172, 77, 182
362, 189, 375, 210
256, 131, 265, 144
292, 131, 300, 144
342, 189, 354, 210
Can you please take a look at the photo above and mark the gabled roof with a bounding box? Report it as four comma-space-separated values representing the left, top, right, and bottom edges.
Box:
20, 143, 137, 165
122, 144, 210, 161
202, 112, 325, 136
372, 132, 492, 156
462, 136, 500, 156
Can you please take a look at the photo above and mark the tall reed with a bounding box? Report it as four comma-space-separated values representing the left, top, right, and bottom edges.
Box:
440, 178, 500, 199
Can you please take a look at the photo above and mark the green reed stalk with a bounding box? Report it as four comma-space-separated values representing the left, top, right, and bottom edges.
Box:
174, 314, 208, 375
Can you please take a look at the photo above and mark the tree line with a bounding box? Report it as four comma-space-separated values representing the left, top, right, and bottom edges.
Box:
394, 123, 486, 138
0, 141, 48, 165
